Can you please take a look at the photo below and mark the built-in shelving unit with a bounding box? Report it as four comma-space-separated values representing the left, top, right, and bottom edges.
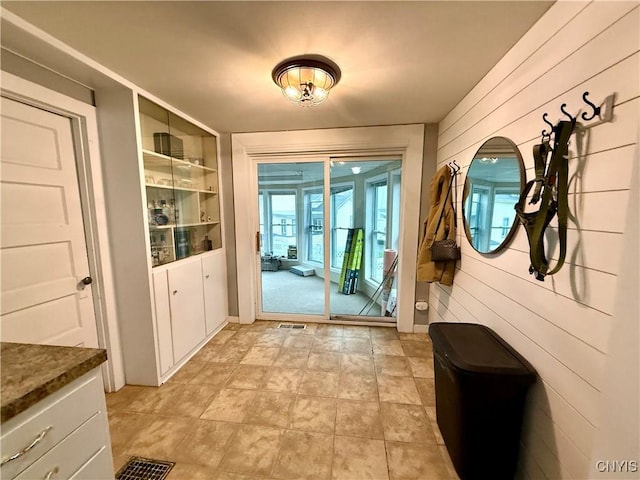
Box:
139, 97, 222, 266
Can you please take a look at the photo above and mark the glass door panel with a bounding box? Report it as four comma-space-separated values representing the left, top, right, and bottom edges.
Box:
329, 158, 402, 319
258, 161, 324, 316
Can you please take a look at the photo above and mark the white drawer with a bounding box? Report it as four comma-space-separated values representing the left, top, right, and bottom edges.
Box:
1, 370, 103, 479
69, 447, 113, 480
14, 413, 108, 480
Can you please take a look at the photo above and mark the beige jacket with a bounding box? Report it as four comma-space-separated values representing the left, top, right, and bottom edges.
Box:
416, 165, 457, 286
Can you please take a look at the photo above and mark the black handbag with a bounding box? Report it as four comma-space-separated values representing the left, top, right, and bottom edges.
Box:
430, 171, 461, 262
431, 238, 460, 261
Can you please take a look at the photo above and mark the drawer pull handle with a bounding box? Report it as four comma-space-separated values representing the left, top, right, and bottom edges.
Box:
1, 426, 52, 466
43, 466, 59, 480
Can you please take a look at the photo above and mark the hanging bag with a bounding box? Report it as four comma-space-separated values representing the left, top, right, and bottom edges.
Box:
430, 171, 461, 262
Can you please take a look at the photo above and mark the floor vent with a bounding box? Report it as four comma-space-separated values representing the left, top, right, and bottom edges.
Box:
278, 323, 307, 330
116, 457, 175, 480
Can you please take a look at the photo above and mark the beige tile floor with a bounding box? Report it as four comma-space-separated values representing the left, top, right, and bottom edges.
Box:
106, 321, 460, 480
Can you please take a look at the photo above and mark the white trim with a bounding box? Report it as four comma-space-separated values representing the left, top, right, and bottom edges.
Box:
0, 71, 125, 391
232, 125, 424, 332
257, 314, 397, 329
323, 157, 331, 320
413, 324, 429, 334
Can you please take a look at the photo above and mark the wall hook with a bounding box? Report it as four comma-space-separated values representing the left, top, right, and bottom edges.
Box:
560, 103, 576, 123
581, 91, 601, 122
542, 112, 554, 138
452, 160, 461, 173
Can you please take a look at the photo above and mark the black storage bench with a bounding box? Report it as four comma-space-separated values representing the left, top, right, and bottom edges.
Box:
429, 322, 536, 480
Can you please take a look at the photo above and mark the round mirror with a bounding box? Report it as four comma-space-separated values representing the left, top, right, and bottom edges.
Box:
462, 136, 524, 253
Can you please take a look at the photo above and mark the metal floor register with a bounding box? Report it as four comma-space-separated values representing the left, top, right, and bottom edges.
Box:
116, 457, 175, 480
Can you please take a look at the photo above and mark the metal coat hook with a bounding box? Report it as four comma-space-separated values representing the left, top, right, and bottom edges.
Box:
542, 112, 554, 139
581, 91, 601, 122
560, 103, 576, 124
452, 160, 460, 173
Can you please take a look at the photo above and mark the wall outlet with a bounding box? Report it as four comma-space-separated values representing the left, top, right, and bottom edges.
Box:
415, 301, 429, 311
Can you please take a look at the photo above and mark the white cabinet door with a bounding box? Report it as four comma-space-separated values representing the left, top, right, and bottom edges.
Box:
167, 259, 206, 363
202, 253, 228, 335
152, 269, 174, 375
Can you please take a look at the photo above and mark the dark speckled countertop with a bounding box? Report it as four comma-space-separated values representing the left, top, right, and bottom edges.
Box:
1, 342, 107, 423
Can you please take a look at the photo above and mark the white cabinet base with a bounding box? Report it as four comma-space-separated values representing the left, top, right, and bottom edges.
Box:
150, 252, 229, 384
1, 368, 113, 480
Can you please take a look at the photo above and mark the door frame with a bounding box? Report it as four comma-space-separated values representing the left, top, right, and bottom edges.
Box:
1, 71, 125, 391
232, 124, 425, 333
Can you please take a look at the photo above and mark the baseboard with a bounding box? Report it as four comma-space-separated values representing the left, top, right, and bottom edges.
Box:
413, 324, 429, 334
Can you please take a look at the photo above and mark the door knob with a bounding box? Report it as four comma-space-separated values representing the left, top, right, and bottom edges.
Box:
82, 276, 93, 285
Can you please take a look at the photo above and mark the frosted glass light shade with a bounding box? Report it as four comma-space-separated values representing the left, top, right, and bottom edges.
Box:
272, 55, 341, 106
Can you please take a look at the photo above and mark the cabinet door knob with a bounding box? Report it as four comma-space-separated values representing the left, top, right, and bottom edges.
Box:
173, 290, 178, 295
205, 274, 210, 279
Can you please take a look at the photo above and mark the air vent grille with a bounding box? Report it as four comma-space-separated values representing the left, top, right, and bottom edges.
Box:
278, 323, 307, 330
116, 457, 174, 480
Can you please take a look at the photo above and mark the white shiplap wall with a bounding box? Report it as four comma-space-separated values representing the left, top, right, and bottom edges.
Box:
431, 2, 639, 479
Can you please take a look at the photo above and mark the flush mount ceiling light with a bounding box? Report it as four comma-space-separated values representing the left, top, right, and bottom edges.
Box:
272, 54, 341, 107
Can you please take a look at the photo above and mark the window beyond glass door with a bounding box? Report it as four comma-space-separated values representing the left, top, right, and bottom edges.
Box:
258, 191, 297, 257
270, 193, 296, 257
330, 186, 354, 269
370, 181, 388, 283
306, 190, 323, 263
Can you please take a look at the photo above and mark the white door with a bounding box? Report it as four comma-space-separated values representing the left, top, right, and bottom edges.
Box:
0, 96, 99, 347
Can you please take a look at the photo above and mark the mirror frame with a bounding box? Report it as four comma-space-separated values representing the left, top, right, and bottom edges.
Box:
462, 136, 525, 254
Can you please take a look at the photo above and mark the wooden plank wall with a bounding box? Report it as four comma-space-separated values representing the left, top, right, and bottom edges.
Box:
431, 2, 639, 478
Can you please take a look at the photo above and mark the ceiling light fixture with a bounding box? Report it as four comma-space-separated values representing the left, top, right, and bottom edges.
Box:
272, 54, 341, 107
351, 166, 361, 174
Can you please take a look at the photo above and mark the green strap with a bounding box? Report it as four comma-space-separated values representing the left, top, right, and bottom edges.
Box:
529, 120, 573, 278
530, 141, 550, 204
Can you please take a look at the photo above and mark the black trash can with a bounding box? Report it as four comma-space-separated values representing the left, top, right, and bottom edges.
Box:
429, 323, 536, 480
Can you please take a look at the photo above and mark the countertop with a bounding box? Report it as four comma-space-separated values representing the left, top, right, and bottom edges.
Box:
1, 342, 107, 423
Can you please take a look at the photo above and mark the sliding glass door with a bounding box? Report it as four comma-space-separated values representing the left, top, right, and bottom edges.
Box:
256, 157, 402, 321
258, 162, 324, 315
329, 159, 402, 319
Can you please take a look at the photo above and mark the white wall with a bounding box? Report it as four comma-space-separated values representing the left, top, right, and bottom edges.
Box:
431, 2, 639, 479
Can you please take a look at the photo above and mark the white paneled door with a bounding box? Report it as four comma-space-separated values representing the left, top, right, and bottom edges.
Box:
0, 96, 99, 347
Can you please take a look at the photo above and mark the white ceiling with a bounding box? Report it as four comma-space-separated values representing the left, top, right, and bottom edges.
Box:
1, 1, 553, 134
